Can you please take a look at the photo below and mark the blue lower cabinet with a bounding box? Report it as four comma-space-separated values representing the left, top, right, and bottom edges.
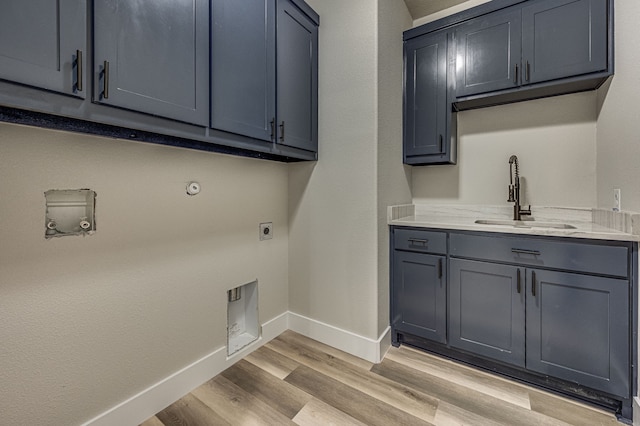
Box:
526, 268, 629, 398
391, 227, 635, 418
392, 251, 446, 344
449, 258, 525, 367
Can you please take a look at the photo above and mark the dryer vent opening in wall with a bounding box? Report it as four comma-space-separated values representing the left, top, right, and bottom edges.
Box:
227, 280, 259, 356
44, 189, 96, 239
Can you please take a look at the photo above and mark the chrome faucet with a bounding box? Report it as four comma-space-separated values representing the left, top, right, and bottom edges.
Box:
508, 155, 531, 221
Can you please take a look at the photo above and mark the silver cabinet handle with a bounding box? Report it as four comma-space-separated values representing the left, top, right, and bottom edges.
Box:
76, 50, 83, 92
102, 60, 110, 99
407, 238, 428, 245
514, 63, 519, 84
516, 269, 521, 294
511, 248, 540, 256
279, 121, 285, 141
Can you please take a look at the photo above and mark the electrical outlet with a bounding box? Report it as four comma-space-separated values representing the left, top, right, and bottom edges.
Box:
613, 188, 621, 211
259, 222, 273, 240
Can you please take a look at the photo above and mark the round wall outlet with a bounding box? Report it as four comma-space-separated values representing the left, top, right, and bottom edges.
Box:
186, 181, 201, 195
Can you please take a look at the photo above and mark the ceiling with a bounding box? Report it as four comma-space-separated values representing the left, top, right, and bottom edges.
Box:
403, 0, 469, 20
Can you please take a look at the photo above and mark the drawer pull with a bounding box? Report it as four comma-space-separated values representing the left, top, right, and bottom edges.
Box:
408, 238, 428, 246
531, 270, 537, 296
511, 248, 540, 256
75, 49, 83, 92
102, 60, 110, 99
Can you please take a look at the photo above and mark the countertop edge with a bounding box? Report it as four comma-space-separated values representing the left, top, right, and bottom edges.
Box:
388, 205, 640, 242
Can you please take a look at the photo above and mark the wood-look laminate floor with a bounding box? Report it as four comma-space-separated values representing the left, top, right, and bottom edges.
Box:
140, 331, 619, 425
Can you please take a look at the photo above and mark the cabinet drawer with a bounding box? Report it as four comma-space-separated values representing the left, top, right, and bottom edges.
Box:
450, 233, 628, 278
394, 228, 447, 254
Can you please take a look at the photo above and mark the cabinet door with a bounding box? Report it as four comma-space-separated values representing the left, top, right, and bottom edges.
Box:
393, 251, 447, 343
526, 269, 629, 397
522, 0, 607, 85
449, 259, 525, 367
94, 0, 209, 126
0, 0, 86, 98
404, 32, 448, 160
455, 6, 522, 97
211, 0, 276, 142
276, 0, 319, 152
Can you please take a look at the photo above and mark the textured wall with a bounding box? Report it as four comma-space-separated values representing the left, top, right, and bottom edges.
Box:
596, 0, 640, 212
594, 6, 640, 407
376, 0, 413, 336
288, 0, 412, 342
0, 122, 288, 425
289, 0, 380, 339
412, 92, 598, 207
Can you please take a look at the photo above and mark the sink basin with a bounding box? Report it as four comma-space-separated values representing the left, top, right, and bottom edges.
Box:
474, 219, 576, 229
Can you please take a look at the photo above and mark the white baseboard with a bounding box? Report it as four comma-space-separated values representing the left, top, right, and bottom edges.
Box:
82, 311, 388, 426
288, 311, 391, 363
82, 311, 289, 426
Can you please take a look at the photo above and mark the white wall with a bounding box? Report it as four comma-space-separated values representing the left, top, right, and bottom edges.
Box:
411, 0, 598, 209
596, 0, 640, 212
289, 0, 412, 342
412, 92, 598, 207
0, 122, 289, 425
377, 0, 413, 336
594, 6, 640, 417
289, 0, 380, 339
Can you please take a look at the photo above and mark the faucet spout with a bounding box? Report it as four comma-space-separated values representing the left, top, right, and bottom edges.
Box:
507, 155, 531, 220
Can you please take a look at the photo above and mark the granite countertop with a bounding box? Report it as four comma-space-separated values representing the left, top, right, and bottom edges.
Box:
388, 204, 640, 242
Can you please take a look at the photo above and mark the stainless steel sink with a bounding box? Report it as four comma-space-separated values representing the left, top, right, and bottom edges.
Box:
474, 219, 576, 229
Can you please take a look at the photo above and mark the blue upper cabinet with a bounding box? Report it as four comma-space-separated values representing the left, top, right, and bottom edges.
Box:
93, 0, 209, 126
404, 0, 612, 166
0, 0, 86, 98
455, 6, 522, 98
0, 0, 318, 161
455, 0, 609, 99
521, 0, 608, 85
404, 31, 454, 164
210, 0, 318, 154
211, 0, 276, 142
276, 0, 319, 153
